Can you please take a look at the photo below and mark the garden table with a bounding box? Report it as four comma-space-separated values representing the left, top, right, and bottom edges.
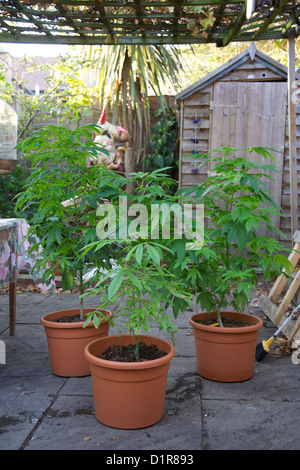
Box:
0, 218, 54, 334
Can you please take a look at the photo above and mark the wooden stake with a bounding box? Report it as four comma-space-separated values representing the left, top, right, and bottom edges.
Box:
288, 29, 298, 242
268, 241, 300, 303
259, 231, 300, 340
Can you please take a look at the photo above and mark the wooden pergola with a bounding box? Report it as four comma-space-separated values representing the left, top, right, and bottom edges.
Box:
0, 0, 299, 237
0, 1, 298, 46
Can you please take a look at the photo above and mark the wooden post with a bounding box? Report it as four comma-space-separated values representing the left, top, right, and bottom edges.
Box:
178, 100, 183, 189
288, 29, 298, 242
246, 0, 255, 19
9, 281, 16, 335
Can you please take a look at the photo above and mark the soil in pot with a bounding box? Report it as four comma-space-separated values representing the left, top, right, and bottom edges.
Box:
52, 314, 86, 323
99, 341, 167, 362
197, 317, 252, 327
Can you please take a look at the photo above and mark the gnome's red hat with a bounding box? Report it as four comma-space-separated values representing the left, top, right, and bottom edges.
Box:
99, 107, 106, 124
116, 126, 128, 134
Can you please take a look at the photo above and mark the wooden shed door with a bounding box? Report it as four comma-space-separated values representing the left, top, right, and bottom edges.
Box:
210, 81, 287, 238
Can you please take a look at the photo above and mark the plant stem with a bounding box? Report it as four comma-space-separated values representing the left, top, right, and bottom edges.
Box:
133, 290, 140, 360
80, 294, 84, 321
215, 307, 224, 328
134, 335, 140, 361
79, 265, 84, 320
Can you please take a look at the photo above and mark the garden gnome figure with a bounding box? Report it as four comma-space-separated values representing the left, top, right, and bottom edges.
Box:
93, 107, 129, 175
62, 108, 129, 207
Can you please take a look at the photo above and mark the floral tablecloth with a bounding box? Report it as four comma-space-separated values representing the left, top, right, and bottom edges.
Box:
0, 218, 55, 292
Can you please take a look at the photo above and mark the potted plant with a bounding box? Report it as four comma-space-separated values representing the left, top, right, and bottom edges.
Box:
172, 146, 292, 382
15, 124, 125, 377
82, 169, 192, 429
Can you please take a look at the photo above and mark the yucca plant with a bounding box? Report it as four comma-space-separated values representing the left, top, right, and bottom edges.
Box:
81, 44, 184, 174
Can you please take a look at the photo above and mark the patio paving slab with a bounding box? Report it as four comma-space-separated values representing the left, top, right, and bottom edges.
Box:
0, 289, 299, 452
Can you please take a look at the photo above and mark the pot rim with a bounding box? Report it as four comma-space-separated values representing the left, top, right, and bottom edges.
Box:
40, 308, 112, 329
84, 334, 175, 370
189, 311, 263, 334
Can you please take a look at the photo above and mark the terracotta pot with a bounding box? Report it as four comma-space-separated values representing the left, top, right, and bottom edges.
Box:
41, 308, 112, 377
84, 334, 175, 429
189, 311, 263, 383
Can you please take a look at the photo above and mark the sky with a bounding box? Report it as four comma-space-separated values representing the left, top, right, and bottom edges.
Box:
0, 42, 78, 57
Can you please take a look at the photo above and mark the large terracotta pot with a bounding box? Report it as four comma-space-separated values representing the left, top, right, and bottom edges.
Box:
84, 334, 175, 429
41, 308, 112, 377
189, 311, 263, 383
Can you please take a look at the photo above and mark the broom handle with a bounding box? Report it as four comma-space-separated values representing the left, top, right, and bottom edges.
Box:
274, 304, 300, 337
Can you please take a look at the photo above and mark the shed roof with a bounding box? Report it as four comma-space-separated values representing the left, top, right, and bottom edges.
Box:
0, 1, 298, 47
175, 42, 290, 100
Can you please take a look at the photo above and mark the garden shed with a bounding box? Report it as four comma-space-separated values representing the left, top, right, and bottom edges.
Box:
176, 43, 300, 243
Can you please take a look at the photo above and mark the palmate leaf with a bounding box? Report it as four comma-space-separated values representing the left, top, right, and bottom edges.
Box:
135, 244, 143, 265
237, 282, 252, 299
248, 147, 279, 162
235, 224, 247, 251
245, 216, 259, 232
126, 270, 143, 290
146, 245, 161, 265
108, 269, 123, 298
171, 239, 186, 263
62, 268, 74, 292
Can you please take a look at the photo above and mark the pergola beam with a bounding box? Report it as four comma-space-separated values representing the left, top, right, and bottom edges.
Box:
253, 0, 290, 39
0, 1, 298, 46
219, 2, 247, 47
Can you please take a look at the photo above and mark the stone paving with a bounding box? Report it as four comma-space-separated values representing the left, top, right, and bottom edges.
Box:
0, 288, 299, 451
